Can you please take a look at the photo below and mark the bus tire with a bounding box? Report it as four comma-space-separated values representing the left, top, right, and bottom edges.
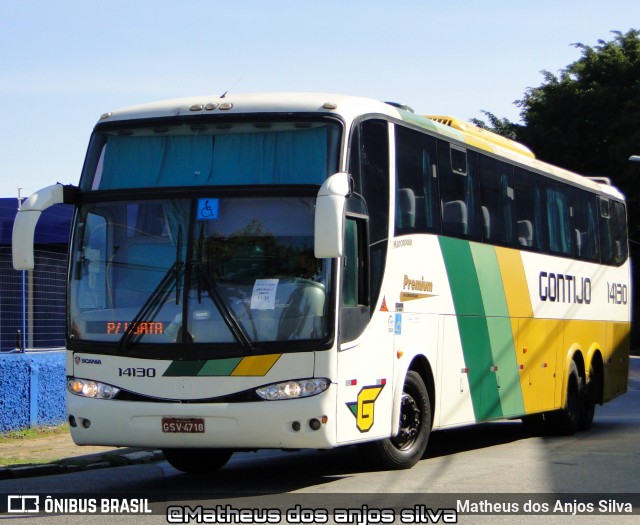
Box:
162, 448, 233, 474
360, 370, 431, 470
578, 363, 599, 431
551, 361, 582, 435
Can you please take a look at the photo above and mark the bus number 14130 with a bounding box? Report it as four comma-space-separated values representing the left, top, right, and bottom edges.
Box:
607, 282, 628, 305
118, 367, 157, 378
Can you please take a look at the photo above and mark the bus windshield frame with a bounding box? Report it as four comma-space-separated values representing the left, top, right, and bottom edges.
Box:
68, 116, 341, 359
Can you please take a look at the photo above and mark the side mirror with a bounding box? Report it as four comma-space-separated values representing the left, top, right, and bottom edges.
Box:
314, 172, 351, 258
12, 184, 77, 270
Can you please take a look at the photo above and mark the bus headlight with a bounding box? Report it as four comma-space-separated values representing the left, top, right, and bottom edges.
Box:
67, 378, 120, 399
256, 378, 329, 401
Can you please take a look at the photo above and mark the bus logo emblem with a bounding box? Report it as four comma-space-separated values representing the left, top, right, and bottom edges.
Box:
346, 384, 385, 432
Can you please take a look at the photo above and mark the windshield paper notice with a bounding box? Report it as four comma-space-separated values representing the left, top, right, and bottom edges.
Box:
251, 279, 279, 310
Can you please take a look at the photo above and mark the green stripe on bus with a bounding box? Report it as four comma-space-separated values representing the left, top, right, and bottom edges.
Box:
163, 358, 244, 377
469, 244, 509, 317
486, 317, 525, 416
439, 237, 502, 420
439, 237, 485, 315
163, 360, 207, 376
470, 244, 525, 417
198, 358, 243, 376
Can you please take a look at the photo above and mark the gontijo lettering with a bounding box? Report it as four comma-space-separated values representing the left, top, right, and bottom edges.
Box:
538, 271, 591, 304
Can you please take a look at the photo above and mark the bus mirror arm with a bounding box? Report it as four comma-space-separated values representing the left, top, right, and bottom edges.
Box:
12, 183, 78, 270
314, 172, 351, 259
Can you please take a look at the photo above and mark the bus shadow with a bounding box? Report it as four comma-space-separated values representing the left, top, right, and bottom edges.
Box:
132, 421, 533, 500
132, 446, 363, 499
121, 416, 631, 504
424, 420, 529, 458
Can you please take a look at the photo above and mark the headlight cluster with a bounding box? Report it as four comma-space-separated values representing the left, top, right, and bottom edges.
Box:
67, 378, 120, 399
256, 378, 329, 401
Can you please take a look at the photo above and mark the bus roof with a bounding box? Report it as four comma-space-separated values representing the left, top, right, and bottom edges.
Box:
97, 92, 625, 201
97, 92, 397, 123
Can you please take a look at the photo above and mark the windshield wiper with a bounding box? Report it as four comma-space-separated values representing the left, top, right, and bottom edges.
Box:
193, 225, 255, 351
118, 229, 184, 352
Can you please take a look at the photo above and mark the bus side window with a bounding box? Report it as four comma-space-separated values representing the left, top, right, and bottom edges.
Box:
395, 126, 440, 235
438, 141, 480, 241
568, 188, 600, 262
514, 168, 547, 252
545, 183, 573, 256
348, 119, 389, 314
600, 197, 629, 265
612, 201, 629, 264
599, 197, 613, 264
478, 155, 515, 246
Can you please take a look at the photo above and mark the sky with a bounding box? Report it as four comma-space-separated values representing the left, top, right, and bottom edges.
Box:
1, 0, 639, 199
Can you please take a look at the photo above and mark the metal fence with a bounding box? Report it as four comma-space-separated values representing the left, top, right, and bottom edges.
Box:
0, 247, 68, 352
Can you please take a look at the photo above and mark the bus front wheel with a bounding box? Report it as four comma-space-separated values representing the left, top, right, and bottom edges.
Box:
162, 448, 233, 474
360, 370, 431, 470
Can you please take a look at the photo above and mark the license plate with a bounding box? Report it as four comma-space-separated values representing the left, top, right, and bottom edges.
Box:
162, 417, 205, 433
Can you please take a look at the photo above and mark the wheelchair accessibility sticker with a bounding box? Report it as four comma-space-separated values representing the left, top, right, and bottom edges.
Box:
197, 198, 219, 220
394, 313, 402, 335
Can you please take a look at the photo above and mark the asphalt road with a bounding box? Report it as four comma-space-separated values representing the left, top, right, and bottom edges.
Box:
2, 357, 638, 524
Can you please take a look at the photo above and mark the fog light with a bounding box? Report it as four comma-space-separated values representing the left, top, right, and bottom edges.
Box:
292, 421, 301, 432
69, 415, 77, 427
82, 418, 91, 429
309, 418, 321, 431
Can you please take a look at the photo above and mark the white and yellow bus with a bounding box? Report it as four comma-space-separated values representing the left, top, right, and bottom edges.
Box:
13, 93, 631, 473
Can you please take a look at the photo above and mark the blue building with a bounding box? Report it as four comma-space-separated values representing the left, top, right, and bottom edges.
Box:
0, 199, 72, 352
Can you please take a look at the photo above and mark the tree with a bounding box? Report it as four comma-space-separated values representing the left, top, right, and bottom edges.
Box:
476, 29, 640, 343
516, 30, 640, 182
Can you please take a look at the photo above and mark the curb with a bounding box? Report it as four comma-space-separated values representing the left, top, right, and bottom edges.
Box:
0, 450, 164, 480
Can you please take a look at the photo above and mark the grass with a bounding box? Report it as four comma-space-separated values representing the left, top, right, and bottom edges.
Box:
0, 423, 69, 443
0, 425, 69, 468
0, 456, 60, 467
0, 423, 160, 471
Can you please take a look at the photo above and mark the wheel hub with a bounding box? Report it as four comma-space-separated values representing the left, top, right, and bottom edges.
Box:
393, 392, 421, 450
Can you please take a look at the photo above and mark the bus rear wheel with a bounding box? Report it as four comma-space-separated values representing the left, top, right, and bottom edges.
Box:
360, 370, 431, 470
579, 361, 603, 431
550, 361, 582, 435
162, 448, 233, 474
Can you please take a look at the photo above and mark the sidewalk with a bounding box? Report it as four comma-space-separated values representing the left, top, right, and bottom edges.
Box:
0, 430, 163, 480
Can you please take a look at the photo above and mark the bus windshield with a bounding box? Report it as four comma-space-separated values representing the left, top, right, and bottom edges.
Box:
68, 196, 332, 354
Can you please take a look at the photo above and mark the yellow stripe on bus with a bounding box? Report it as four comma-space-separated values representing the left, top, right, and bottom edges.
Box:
495, 248, 533, 318
231, 354, 281, 376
